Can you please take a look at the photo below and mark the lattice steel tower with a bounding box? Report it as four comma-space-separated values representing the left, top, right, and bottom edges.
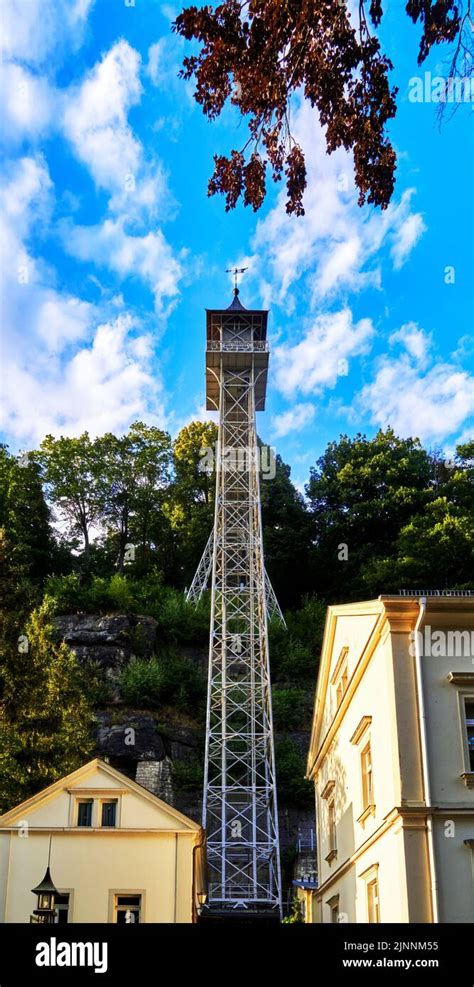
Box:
187, 285, 283, 917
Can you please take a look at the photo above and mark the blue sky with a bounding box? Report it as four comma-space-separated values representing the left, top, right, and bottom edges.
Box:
1, 0, 473, 491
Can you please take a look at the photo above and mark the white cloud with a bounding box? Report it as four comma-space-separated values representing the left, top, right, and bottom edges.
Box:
250, 99, 426, 308
62, 39, 173, 221
52, 41, 183, 312
0, 154, 97, 372
1, 155, 52, 232
356, 344, 474, 444
147, 37, 180, 89
0, 0, 94, 67
273, 308, 375, 399
0, 314, 166, 446
0, 63, 56, 141
0, 32, 182, 451
63, 40, 143, 196
391, 211, 427, 270
389, 321, 432, 367
453, 334, 474, 363
0, 157, 165, 445
34, 293, 94, 352
271, 402, 316, 438
0, 155, 53, 294
61, 216, 184, 315
147, 35, 194, 106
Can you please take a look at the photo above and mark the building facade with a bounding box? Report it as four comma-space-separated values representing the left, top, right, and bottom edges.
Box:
306, 595, 474, 923
0, 758, 205, 923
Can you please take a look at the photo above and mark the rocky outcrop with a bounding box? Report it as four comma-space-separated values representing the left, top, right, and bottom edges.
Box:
52, 613, 203, 810
52, 613, 313, 844
96, 711, 167, 761
95, 710, 200, 814
54, 613, 157, 656
53, 613, 158, 700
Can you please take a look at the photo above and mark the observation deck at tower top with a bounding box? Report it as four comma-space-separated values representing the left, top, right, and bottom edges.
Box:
205, 290, 269, 412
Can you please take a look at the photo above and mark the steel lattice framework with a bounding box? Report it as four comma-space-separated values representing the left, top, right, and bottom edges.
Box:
186, 532, 286, 627
190, 292, 283, 916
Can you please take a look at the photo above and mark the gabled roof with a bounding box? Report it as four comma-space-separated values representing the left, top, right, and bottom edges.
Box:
305, 593, 474, 781
306, 600, 384, 780
0, 758, 201, 831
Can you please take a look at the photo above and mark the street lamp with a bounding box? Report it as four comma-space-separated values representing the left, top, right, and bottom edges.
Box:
30, 835, 59, 924
31, 866, 59, 924
197, 890, 208, 915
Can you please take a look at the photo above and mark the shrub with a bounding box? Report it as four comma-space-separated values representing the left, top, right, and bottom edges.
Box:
119, 651, 206, 716
45, 572, 210, 645
275, 738, 313, 808
272, 688, 307, 730
172, 756, 204, 792
107, 574, 135, 612
282, 898, 304, 924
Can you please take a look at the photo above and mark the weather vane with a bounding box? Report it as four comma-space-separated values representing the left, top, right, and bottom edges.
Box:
226, 266, 248, 295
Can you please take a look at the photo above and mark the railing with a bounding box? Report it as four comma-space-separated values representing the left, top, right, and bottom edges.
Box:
398, 589, 474, 597
207, 340, 269, 353
297, 829, 316, 852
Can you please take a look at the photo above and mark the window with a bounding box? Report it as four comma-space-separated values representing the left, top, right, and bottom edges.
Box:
114, 895, 141, 924
327, 894, 339, 923
336, 664, 348, 707
70, 792, 123, 827
77, 800, 93, 827
464, 700, 474, 771
328, 799, 337, 855
54, 893, 70, 925
101, 801, 117, 827
321, 780, 337, 862
361, 742, 374, 809
367, 877, 380, 923
331, 647, 349, 708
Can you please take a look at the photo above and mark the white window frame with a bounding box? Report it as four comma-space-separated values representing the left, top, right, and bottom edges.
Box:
69, 791, 123, 828
359, 864, 380, 923
109, 890, 146, 924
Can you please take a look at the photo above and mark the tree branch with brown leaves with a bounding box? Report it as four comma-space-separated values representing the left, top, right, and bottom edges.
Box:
173, 0, 464, 216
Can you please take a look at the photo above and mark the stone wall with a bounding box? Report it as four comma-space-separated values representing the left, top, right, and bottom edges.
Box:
53, 613, 203, 819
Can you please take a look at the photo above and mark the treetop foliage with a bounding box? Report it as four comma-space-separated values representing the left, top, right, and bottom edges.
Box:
174, 0, 466, 215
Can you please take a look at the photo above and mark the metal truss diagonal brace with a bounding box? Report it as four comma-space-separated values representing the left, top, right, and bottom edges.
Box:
185, 532, 287, 628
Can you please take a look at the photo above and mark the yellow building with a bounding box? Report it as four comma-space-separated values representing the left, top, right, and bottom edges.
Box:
0, 758, 206, 923
306, 595, 474, 923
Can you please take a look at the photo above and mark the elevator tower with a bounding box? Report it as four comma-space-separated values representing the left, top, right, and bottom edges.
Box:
187, 285, 283, 916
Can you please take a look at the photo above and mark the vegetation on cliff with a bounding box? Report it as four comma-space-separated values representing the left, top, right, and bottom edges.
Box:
0, 427, 472, 813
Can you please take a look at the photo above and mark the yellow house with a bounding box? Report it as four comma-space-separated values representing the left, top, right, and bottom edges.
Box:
306, 594, 474, 924
0, 758, 206, 923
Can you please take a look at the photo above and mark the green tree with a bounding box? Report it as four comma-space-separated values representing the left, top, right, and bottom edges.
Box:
165, 421, 218, 586
364, 497, 474, 592
275, 737, 313, 808
0, 445, 54, 580
0, 595, 95, 813
261, 452, 313, 608
306, 428, 435, 601
37, 433, 105, 558
119, 651, 206, 715
97, 423, 173, 572
173, 421, 217, 508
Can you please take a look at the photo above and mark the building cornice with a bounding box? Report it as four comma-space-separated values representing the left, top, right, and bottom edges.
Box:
447, 672, 474, 687
350, 715, 372, 746
307, 614, 384, 778
315, 804, 474, 899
